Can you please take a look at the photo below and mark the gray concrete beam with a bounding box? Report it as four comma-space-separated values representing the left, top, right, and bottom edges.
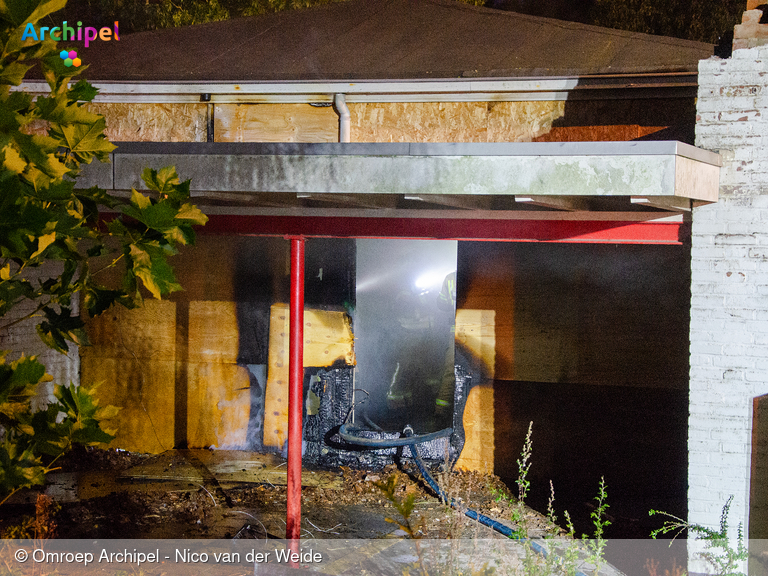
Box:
76, 141, 720, 205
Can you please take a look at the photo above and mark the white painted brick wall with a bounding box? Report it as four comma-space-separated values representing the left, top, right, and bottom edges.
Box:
692, 45, 768, 571
0, 266, 79, 408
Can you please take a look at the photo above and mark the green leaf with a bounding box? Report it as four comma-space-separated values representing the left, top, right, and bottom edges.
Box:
0, 61, 33, 87
67, 80, 99, 103
57, 116, 116, 164
176, 203, 208, 225
29, 231, 55, 259
127, 243, 182, 299
36, 306, 88, 354
129, 188, 151, 211
84, 285, 125, 317
54, 383, 118, 446
0, 441, 45, 496
2, 144, 25, 174
0, 353, 47, 427
142, 165, 181, 194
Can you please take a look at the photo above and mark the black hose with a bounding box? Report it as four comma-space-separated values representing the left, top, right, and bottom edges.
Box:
337, 424, 590, 576
338, 423, 452, 447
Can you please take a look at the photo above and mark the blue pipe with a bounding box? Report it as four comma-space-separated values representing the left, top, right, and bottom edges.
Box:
338, 423, 590, 576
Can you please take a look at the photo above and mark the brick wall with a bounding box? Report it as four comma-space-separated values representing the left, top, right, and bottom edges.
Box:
692, 34, 768, 560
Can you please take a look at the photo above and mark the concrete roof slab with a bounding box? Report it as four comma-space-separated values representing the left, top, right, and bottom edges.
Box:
80, 141, 720, 210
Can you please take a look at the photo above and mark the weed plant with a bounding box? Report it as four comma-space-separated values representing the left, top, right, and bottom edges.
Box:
490, 422, 610, 576
650, 495, 748, 576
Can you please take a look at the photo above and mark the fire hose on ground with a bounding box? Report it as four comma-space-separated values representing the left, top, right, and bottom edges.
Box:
338, 423, 591, 576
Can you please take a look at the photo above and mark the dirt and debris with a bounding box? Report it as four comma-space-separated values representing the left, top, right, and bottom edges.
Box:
1, 447, 559, 541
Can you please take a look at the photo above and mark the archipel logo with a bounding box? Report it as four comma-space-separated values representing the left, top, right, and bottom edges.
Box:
21, 21, 120, 48
60, 50, 81, 68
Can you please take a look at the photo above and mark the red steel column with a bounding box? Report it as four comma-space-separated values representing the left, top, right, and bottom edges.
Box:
286, 236, 305, 545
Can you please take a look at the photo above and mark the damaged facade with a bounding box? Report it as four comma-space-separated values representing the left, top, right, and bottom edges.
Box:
11, 0, 768, 550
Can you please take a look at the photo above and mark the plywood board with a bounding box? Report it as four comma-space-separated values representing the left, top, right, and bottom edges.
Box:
167, 237, 237, 301
458, 249, 515, 380
534, 124, 666, 142
87, 103, 207, 142
454, 383, 495, 473
184, 301, 254, 449
263, 306, 291, 450
187, 301, 240, 363
487, 101, 565, 142
214, 103, 338, 142
454, 308, 497, 474
455, 309, 496, 379
82, 300, 176, 361
81, 357, 176, 454
82, 300, 177, 454
268, 303, 355, 368
186, 362, 251, 449
263, 303, 355, 448
350, 101, 565, 143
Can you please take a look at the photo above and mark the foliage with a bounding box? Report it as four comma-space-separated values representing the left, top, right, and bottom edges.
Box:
1, 493, 59, 538
650, 495, 749, 576
44, 0, 745, 42
490, 0, 741, 44
0, 352, 118, 505
582, 476, 610, 574
589, 0, 743, 44
47, 0, 741, 42
376, 473, 425, 539
0, 0, 206, 504
490, 422, 611, 576
516, 421, 533, 502
53, 0, 487, 35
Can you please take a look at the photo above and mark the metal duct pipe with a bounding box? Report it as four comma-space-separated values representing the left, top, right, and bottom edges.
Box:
334, 93, 351, 143
286, 236, 305, 551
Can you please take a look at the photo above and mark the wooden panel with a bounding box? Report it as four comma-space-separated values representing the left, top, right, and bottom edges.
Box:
167, 237, 237, 302
81, 357, 175, 454
82, 300, 176, 361
349, 101, 565, 143
87, 103, 207, 142
454, 383, 495, 473
187, 301, 240, 363
263, 303, 355, 448
186, 362, 251, 449
350, 102, 488, 142
267, 303, 355, 369
459, 252, 515, 380
214, 103, 338, 142
82, 300, 177, 454
455, 309, 496, 379
184, 301, 253, 448
118, 450, 344, 489
454, 308, 497, 473
303, 307, 356, 367
486, 101, 565, 142
534, 125, 666, 142
263, 305, 290, 449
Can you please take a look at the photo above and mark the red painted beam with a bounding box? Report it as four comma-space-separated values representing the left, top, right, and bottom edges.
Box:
286, 236, 305, 551
200, 215, 686, 244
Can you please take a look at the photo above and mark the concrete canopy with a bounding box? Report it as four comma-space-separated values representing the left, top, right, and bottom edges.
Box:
80, 141, 720, 242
